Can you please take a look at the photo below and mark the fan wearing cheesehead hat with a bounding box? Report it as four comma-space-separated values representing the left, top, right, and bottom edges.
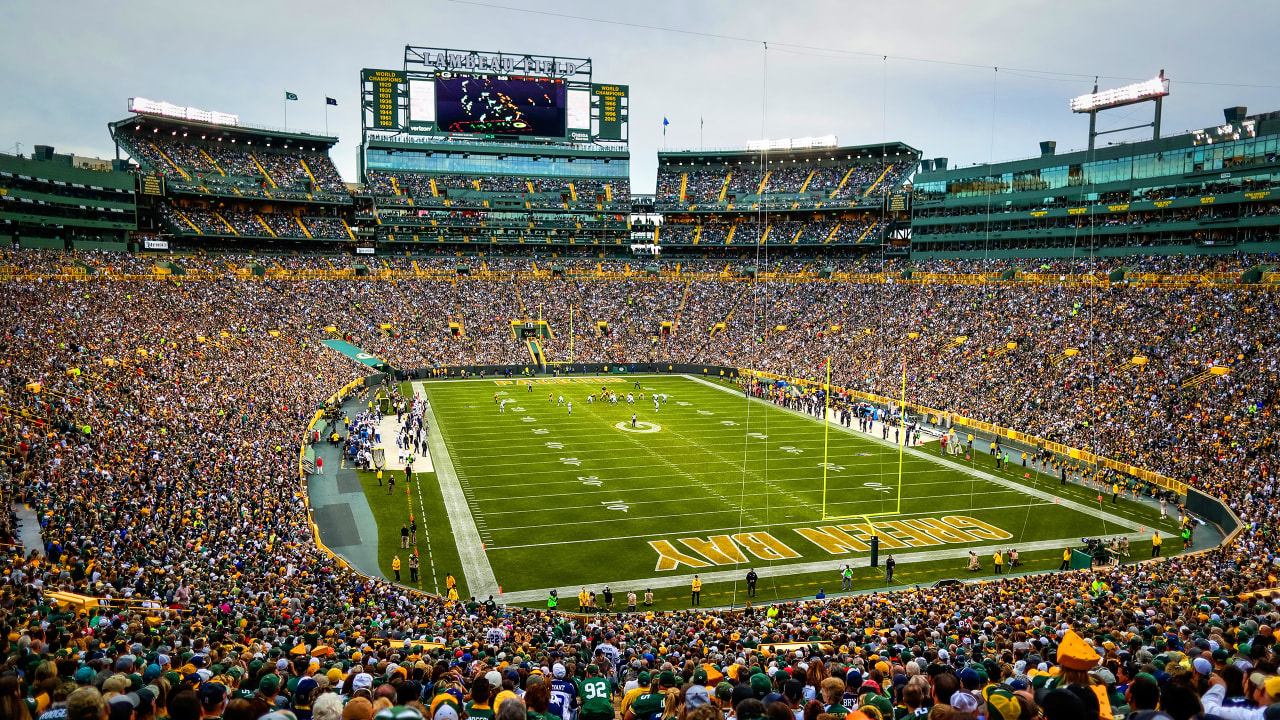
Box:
1043, 630, 1113, 718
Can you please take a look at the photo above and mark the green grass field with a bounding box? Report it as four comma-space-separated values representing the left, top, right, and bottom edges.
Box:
363, 374, 1182, 611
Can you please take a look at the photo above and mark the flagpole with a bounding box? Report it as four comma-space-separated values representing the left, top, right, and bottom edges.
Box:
325, 102, 329, 135
283, 89, 287, 130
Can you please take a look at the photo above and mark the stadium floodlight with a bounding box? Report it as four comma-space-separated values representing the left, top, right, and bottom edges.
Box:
1070, 76, 1169, 113
1071, 72, 1169, 151
130, 97, 240, 127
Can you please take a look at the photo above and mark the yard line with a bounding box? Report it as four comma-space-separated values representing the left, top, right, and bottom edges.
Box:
469, 475, 1024, 504
474, 486, 1037, 516
483, 501, 1060, 548
459, 465, 1008, 492
441, 440, 919, 460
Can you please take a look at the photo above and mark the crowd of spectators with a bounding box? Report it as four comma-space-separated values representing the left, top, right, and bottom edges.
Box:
4, 248, 1280, 720
119, 135, 348, 199
365, 172, 629, 207
657, 160, 906, 207
156, 205, 349, 239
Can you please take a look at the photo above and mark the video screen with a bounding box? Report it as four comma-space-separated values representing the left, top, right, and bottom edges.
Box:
435, 74, 566, 137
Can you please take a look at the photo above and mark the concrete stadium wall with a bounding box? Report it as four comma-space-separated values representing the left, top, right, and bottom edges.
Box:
403, 363, 740, 379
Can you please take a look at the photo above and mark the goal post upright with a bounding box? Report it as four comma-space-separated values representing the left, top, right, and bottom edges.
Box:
897, 356, 906, 515
821, 357, 830, 517
820, 358, 907, 522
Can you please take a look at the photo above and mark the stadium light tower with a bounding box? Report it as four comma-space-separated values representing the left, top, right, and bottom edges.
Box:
1071, 71, 1169, 151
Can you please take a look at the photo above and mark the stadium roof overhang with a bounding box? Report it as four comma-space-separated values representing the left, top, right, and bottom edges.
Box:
108, 114, 339, 151
656, 141, 920, 168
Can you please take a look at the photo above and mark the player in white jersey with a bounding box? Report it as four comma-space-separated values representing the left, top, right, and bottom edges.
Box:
558, 395, 565, 406
654, 396, 659, 412
587, 394, 594, 404
567, 401, 572, 416
500, 399, 506, 412
627, 393, 634, 405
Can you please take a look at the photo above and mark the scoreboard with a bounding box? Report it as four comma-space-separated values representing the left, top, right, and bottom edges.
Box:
362, 68, 407, 130
364, 47, 627, 146
592, 84, 628, 141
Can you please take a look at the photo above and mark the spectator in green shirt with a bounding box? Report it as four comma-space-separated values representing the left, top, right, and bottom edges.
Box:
466, 677, 495, 720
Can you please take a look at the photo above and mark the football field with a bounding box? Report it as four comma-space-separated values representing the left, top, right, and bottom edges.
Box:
404, 374, 1175, 609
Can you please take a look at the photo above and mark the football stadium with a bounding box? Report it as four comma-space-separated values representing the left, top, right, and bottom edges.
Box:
3, 4, 1280, 720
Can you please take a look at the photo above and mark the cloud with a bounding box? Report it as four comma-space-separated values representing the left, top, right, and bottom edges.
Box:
2, 0, 1275, 192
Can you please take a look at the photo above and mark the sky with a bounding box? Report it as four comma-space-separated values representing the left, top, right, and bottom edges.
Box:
2, 0, 1279, 193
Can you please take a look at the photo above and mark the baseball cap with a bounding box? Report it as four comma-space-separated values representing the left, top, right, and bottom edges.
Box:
343, 698, 375, 720
1265, 676, 1280, 700
351, 673, 374, 692
199, 682, 227, 707
686, 684, 711, 709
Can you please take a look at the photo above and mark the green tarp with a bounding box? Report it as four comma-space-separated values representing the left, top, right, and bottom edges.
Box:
321, 339, 388, 369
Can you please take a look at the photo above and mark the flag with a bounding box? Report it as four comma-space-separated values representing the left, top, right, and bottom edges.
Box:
285, 92, 298, 101
326, 97, 337, 106
663, 117, 669, 126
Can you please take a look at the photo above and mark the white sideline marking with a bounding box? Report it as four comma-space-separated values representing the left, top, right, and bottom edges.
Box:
415, 382, 499, 597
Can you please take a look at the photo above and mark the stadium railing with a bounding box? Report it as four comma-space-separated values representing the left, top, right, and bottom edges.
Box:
45, 590, 164, 617
2, 266, 1273, 294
